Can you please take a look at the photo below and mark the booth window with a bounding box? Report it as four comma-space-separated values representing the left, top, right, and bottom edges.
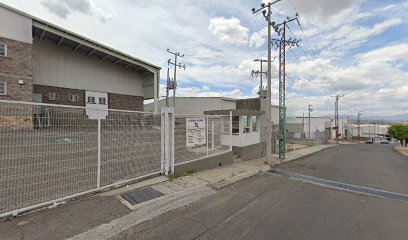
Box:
243, 116, 250, 133
251, 116, 257, 132
232, 116, 239, 135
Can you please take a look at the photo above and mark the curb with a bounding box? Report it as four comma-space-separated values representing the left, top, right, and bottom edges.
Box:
394, 146, 408, 157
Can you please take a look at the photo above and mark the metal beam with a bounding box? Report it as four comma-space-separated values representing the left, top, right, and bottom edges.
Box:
39, 30, 46, 40
57, 37, 64, 46
113, 59, 122, 64
87, 49, 97, 56
101, 54, 109, 61
74, 44, 81, 51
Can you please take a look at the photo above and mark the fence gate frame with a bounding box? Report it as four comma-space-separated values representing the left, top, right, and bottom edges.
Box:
161, 107, 175, 175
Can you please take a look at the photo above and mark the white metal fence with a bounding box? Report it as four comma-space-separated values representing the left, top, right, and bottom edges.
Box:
174, 114, 231, 165
0, 100, 231, 217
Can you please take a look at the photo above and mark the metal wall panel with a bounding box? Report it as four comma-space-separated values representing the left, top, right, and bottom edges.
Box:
33, 39, 147, 97
0, 6, 32, 43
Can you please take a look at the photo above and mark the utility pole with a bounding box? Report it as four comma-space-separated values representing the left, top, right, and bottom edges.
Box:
271, 16, 301, 160
357, 111, 364, 143
167, 49, 186, 110
252, 0, 283, 165
252, 59, 268, 97
308, 105, 313, 139
302, 112, 305, 138
165, 67, 170, 107
331, 94, 344, 144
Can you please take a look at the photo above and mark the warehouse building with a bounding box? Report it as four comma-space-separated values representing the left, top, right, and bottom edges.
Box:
0, 3, 160, 112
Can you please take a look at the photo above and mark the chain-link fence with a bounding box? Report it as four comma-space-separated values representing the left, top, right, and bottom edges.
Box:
174, 114, 231, 165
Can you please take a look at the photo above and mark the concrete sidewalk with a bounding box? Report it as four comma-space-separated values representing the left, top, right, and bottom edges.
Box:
0, 144, 335, 240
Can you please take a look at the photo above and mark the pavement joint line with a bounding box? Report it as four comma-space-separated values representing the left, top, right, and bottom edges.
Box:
268, 169, 408, 203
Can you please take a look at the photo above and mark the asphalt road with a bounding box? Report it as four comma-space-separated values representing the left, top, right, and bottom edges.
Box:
111, 144, 408, 240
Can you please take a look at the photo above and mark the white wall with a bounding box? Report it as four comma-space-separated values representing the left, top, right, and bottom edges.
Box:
33, 39, 146, 97
222, 133, 260, 147
287, 117, 332, 139
271, 106, 279, 124
348, 124, 389, 138
0, 6, 32, 43
145, 97, 236, 115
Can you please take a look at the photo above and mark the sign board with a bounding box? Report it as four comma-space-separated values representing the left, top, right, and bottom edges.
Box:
186, 118, 206, 147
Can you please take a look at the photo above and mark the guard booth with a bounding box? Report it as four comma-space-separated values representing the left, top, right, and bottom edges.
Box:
205, 109, 265, 160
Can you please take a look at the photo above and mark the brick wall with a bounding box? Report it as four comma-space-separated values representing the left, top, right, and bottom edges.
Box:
33, 85, 144, 111
33, 85, 85, 106
0, 37, 33, 101
109, 93, 144, 111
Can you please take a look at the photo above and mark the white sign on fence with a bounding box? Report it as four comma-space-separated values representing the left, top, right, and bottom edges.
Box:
186, 118, 206, 147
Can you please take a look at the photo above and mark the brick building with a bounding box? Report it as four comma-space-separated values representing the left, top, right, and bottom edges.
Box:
0, 3, 160, 113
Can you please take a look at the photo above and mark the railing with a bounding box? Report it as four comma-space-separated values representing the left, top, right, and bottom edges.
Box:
0, 100, 232, 217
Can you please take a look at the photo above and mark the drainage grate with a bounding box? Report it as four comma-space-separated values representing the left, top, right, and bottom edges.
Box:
268, 169, 408, 203
121, 187, 165, 205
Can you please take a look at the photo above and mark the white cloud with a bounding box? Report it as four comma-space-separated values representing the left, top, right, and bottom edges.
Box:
41, 0, 111, 22
208, 17, 249, 46
249, 27, 267, 48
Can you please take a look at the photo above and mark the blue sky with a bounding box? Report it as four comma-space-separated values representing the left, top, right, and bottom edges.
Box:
1, 0, 407, 118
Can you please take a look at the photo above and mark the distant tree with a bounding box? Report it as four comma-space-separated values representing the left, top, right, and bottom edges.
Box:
388, 124, 408, 147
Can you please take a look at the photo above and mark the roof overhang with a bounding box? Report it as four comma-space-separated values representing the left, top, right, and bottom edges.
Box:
32, 21, 160, 75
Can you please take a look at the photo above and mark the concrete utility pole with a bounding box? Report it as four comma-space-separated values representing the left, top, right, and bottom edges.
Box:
271, 17, 301, 160
252, 0, 282, 165
357, 111, 364, 143
166, 67, 170, 107
302, 112, 305, 138
331, 94, 344, 144
308, 104, 313, 139
167, 49, 186, 109
252, 59, 268, 96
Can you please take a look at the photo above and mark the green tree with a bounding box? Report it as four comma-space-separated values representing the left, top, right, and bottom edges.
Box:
388, 124, 408, 147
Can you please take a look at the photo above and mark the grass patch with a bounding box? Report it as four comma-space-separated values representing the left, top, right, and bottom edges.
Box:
396, 146, 408, 157
168, 169, 197, 181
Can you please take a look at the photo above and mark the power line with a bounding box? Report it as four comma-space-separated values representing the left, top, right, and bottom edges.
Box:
167, 49, 186, 109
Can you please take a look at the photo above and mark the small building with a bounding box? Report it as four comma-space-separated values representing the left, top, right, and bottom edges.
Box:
144, 97, 236, 115
287, 117, 348, 141
0, 3, 160, 112
205, 109, 265, 160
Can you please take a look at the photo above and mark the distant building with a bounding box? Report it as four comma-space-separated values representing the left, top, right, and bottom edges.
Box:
287, 117, 348, 140
144, 97, 236, 115
347, 124, 389, 139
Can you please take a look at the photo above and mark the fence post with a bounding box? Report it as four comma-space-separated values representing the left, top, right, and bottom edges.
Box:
97, 109, 101, 189
160, 108, 165, 174
206, 117, 209, 157
170, 108, 175, 174
164, 108, 170, 175
230, 111, 233, 151
211, 121, 215, 150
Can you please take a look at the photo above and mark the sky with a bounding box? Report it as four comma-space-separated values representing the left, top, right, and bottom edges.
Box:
1, 0, 408, 118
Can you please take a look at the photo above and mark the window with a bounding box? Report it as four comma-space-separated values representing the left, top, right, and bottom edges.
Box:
243, 116, 250, 133
99, 97, 106, 105
232, 116, 239, 135
251, 116, 257, 132
87, 96, 96, 104
0, 44, 7, 57
68, 94, 79, 102
49, 93, 60, 101
0, 82, 6, 95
